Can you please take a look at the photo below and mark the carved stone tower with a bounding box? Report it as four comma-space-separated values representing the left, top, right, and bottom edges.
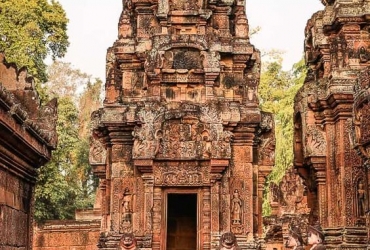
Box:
294, 0, 370, 248
90, 0, 274, 249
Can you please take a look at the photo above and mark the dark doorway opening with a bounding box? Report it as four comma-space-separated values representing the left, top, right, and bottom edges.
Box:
167, 193, 197, 250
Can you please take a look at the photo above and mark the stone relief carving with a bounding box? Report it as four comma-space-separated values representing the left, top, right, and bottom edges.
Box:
217, 232, 241, 250
305, 125, 326, 156
356, 179, 367, 217
231, 189, 242, 225
200, 105, 222, 123
256, 112, 275, 165
280, 168, 310, 215
286, 225, 305, 250
121, 188, 133, 225
307, 223, 326, 250
119, 13, 133, 39
234, 10, 249, 38
359, 46, 370, 63
132, 104, 233, 159
119, 233, 138, 250
258, 136, 275, 165
89, 136, 106, 164
173, 50, 202, 70
200, 51, 221, 70
154, 162, 210, 186
352, 68, 370, 167
169, 0, 199, 10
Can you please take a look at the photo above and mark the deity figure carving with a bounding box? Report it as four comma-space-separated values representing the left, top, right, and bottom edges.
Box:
122, 0, 132, 15
307, 224, 326, 250
234, 11, 249, 38
359, 46, 369, 63
121, 188, 133, 225
286, 225, 305, 250
89, 136, 106, 164
357, 180, 366, 217
119, 233, 138, 250
217, 232, 241, 250
200, 51, 220, 70
231, 189, 242, 225
119, 14, 133, 39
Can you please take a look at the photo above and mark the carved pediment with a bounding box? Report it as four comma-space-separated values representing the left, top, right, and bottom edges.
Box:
132, 117, 232, 160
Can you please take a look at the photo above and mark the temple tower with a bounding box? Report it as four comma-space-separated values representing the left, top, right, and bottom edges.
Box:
294, 0, 370, 248
90, 0, 274, 249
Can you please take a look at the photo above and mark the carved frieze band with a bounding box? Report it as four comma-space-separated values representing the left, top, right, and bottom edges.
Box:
153, 162, 210, 186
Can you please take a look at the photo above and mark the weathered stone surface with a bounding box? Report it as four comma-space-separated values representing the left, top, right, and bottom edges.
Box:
293, 0, 370, 249
263, 167, 310, 250
0, 53, 57, 249
32, 219, 101, 250
91, 0, 274, 249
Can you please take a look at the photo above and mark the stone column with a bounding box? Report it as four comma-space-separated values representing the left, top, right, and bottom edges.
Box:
257, 166, 271, 237
231, 125, 255, 239
152, 187, 162, 250
310, 156, 327, 227
202, 186, 211, 250
211, 181, 221, 234
142, 174, 154, 235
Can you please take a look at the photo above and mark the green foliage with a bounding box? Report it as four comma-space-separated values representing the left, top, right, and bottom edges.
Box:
0, 0, 69, 82
34, 62, 102, 223
259, 54, 307, 216
78, 78, 103, 137
35, 96, 80, 222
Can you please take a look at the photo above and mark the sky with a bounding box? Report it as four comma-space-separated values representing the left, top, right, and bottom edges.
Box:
55, 0, 324, 81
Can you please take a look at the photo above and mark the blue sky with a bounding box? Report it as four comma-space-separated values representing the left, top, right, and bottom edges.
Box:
56, 0, 323, 80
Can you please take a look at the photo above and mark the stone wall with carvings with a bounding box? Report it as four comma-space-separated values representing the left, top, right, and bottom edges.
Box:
293, 0, 370, 248
263, 167, 310, 249
0, 53, 57, 249
91, 0, 274, 249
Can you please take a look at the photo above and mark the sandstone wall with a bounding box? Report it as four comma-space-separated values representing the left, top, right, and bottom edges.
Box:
0, 170, 30, 250
33, 220, 100, 250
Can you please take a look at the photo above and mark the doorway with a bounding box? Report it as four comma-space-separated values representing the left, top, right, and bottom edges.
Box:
166, 193, 197, 250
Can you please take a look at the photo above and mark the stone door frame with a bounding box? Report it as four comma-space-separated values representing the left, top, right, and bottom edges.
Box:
161, 187, 202, 250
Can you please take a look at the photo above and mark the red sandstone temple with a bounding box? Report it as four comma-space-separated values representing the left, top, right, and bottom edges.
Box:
90, 0, 274, 249
292, 0, 370, 248
264, 1, 370, 249
5, 0, 370, 249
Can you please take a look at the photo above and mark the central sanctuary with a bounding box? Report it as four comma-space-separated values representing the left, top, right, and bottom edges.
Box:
90, 0, 274, 249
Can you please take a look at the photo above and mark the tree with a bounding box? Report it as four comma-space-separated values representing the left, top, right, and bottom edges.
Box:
0, 0, 69, 82
45, 61, 90, 101
34, 96, 80, 221
259, 54, 307, 215
34, 62, 102, 223
75, 79, 103, 204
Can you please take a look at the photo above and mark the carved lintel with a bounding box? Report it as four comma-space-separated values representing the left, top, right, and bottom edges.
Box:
258, 165, 272, 180
92, 164, 107, 179
134, 159, 154, 173
306, 156, 326, 184
210, 159, 229, 174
